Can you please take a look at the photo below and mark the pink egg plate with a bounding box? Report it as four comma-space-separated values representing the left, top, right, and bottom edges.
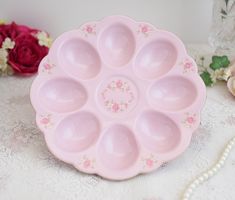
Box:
30, 15, 206, 180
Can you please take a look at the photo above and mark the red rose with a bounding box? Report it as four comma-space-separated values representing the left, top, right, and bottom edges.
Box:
0, 22, 36, 47
8, 34, 48, 75
8, 22, 38, 39
0, 24, 10, 47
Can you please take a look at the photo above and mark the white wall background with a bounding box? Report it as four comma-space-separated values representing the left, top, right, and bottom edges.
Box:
0, 0, 213, 43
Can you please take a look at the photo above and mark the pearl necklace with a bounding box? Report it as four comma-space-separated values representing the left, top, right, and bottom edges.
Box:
182, 136, 235, 200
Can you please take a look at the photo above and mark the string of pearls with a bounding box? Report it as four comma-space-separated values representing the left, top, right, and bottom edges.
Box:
182, 136, 235, 200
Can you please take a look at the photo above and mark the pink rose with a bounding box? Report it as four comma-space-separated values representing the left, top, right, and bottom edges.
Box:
40, 117, 50, 125
141, 26, 148, 33
86, 26, 93, 33
116, 80, 123, 88
146, 159, 153, 167
187, 117, 194, 124
112, 103, 120, 112
83, 160, 91, 168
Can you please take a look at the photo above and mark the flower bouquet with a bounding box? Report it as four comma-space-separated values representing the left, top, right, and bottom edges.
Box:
0, 20, 51, 76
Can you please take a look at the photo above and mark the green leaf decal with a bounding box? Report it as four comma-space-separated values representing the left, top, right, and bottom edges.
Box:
209, 55, 230, 71
200, 71, 213, 86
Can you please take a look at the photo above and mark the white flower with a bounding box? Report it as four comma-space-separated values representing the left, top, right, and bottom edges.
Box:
0, 38, 15, 75
36, 31, 52, 47
0, 48, 8, 70
0, 48, 14, 76
214, 68, 231, 81
221, 67, 232, 80
2, 37, 15, 50
207, 67, 231, 84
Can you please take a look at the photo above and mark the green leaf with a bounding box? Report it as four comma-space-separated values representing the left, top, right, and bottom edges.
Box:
221, 55, 230, 66
209, 55, 230, 70
200, 71, 213, 86
221, 8, 227, 15
210, 62, 221, 70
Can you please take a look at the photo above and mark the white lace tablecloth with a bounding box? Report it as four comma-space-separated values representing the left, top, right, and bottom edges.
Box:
0, 45, 235, 200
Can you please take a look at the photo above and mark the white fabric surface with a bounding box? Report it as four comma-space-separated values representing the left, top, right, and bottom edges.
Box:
0, 45, 235, 200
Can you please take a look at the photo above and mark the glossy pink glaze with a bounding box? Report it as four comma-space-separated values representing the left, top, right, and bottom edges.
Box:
30, 15, 206, 180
